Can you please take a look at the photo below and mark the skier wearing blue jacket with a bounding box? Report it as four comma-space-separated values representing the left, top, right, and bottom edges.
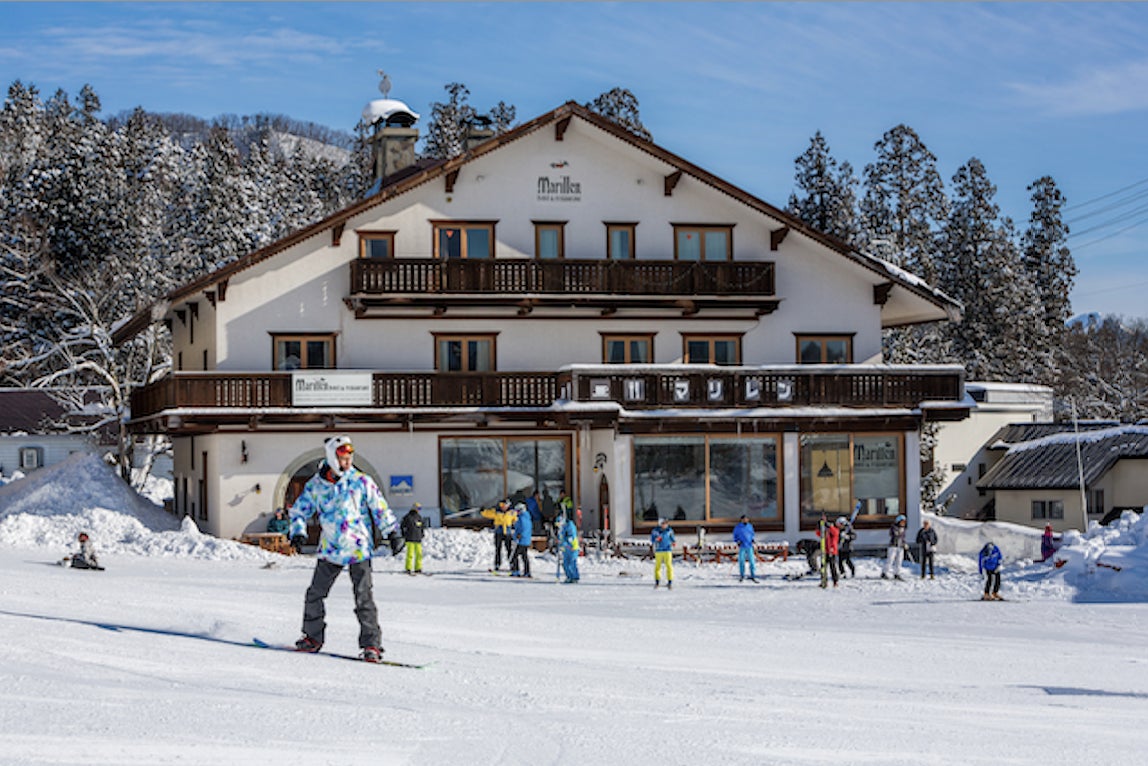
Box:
510, 502, 533, 578
288, 435, 403, 663
559, 514, 580, 583
651, 518, 676, 589
732, 515, 758, 583
978, 541, 1003, 600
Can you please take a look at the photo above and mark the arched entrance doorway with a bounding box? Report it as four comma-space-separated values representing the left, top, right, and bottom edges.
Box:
277, 451, 385, 545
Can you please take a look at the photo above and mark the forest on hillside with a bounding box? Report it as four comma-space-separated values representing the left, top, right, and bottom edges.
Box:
1, 80, 1145, 484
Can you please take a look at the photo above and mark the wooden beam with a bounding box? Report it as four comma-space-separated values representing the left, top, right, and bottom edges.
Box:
205, 290, 216, 308
517, 300, 534, 316
770, 227, 790, 251
331, 221, 345, 247
555, 116, 572, 141
445, 169, 460, 193
874, 282, 895, 306
217, 279, 228, 302
175, 309, 186, 326
664, 170, 683, 197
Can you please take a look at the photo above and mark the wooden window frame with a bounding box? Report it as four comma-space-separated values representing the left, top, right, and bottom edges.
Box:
433, 333, 498, 373
682, 334, 743, 365
601, 333, 655, 364
357, 230, 396, 259
439, 434, 573, 513
672, 224, 734, 261
605, 222, 637, 259
271, 333, 337, 371
795, 334, 855, 364
431, 220, 497, 259
799, 431, 906, 531
533, 221, 567, 259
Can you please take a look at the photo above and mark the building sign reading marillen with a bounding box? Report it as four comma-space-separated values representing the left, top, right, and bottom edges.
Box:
292, 372, 373, 406
537, 175, 582, 202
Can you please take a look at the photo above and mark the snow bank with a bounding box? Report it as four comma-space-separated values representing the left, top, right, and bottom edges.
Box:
0, 452, 269, 562
1050, 511, 1148, 602
928, 511, 1044, 561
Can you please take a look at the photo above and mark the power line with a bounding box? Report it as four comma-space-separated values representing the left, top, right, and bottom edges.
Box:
1066, 176, 1148, 212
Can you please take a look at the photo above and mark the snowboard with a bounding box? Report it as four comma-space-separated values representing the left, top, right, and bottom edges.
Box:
251, 638, 431, 669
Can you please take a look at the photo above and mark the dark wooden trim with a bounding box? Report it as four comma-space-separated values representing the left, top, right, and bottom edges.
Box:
205, 291, 216, 308
331, 221, 345, 247
217, 279, 228, 302
770, 226, 790, 251
445, 168, 460, 193
175, 309, 186, 326
664, 170, 683, 196
555, 116, 571, 141
874, 282, 895, 305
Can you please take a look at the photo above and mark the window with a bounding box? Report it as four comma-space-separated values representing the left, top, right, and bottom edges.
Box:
440, 436, 570, 514
534, 222, 565, 259
433, 221, 495, 259
799, 433, 903, 529
632, 435, 781, 527
435, 334, 496, 372
358, 231, 395, 259
19, 446, 43, 470
797, 335, 853, 364
1088, 489, 1104, 515
273, 334, 336, 371
602, 334, 654, 364
606, 223, 636, 259
1032, 500, 1065, 520
683, 335, 741, 365
673, 225, 732, 261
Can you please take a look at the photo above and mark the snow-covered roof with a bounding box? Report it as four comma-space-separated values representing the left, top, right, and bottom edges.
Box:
979, 424, 1148, 490
361, 98, 419, 127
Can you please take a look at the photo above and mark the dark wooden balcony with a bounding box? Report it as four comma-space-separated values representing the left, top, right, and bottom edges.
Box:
128, 366, 965, 432
348, 258, 776, 315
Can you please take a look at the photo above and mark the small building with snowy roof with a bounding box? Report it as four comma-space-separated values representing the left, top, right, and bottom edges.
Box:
976, 423, 1148, 531
113, 86, 971, 545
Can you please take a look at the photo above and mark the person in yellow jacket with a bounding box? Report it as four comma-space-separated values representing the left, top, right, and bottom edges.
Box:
481, 499, 516, 572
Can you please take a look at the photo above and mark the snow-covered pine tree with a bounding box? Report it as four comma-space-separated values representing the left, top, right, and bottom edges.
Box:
1020, 176, 1075, 385
939, 158, 1043, 382
787, 130, 860, 246
1060, 316, 1148, 421
423, 83, 477, 161
584, 87, 652, 141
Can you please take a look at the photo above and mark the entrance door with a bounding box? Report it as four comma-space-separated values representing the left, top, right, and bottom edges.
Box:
598, 475, 610, 534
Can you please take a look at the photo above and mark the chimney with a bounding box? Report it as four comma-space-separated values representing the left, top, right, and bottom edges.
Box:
465, 115, 495, 153
362, 72, 420, 187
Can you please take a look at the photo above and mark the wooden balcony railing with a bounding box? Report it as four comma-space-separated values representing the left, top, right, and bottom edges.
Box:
129, 366, 963, 422
350, 258, 775, 296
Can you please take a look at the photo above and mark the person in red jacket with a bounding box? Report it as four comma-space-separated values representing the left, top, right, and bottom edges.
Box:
816, 514, 841, 588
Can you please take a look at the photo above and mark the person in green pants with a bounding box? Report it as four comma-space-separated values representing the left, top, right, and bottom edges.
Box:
401, 503, 426, 574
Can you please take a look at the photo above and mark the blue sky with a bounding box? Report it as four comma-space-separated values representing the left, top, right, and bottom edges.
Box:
3, 2, 1147, 320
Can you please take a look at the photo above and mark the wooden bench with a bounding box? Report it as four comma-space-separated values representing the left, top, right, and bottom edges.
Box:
239, 533, 295, 556
681, 541, 789, 564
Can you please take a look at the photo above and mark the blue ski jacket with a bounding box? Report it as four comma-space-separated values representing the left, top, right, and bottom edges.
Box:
289, 465, 396, 565
513, 509, 534, 546
650, 525, 676, 552
732, 521, 756, 549
559, 518, 579, 551
979, 544, 1003, 573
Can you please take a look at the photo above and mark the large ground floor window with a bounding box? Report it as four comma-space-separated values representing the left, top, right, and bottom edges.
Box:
440, 436, 569, 514
800, 433, 903, 529
633, 435, 780, 527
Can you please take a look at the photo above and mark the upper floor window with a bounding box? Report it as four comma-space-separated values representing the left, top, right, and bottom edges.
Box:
673, 224, 732, 261
358, 231, 395, 259
683, 334, 741, 365
1032, 499, 1065, 520
534, 222, 566, 259
603, 334, 654, 364
797, 335, 853, 364
435, 334, 496, 372
606, 223, 636, 259
273, 333, 336, 371
433, 221, 495, 259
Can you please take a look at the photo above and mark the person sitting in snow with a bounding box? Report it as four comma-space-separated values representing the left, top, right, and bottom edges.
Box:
64, 532, 102, 570
978, 541, 1004, 601
266, 508, 290, 536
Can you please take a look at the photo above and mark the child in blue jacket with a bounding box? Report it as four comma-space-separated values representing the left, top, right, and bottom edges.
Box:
978, 541, 1003, 600
651, 518, 676, 589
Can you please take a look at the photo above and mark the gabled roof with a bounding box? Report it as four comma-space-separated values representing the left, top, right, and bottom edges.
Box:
978, 424, 1148, 490
0, 389, 110, 439
113, 101, 961, 344
983, 421, 1120, 450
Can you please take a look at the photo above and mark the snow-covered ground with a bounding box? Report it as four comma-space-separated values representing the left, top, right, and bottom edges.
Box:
1, 455, 1147, 765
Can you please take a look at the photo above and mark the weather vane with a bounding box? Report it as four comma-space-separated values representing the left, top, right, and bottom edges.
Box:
377, 70, 392, 99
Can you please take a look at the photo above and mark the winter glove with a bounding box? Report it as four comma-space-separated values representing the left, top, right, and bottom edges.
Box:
290, 535, 307, 553
388, 530, 406, 557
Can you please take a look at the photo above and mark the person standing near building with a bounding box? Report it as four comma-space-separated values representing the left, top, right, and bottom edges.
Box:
916, 519, 938, 579
289, 435, 402, 663
651, 518, 675, 589
882, 514, 908, 580
732, 515, 758, 582
510, 502, 533, 578
401, 502, 426, 575
481, 499, 515, 572
559, 511, 580, 583
979, 540, 1004, 600
816, 514, 841, 588
837, 517, 857, 578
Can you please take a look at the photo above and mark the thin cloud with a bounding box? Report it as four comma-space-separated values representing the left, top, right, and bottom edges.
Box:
1008, 60, 1148, 117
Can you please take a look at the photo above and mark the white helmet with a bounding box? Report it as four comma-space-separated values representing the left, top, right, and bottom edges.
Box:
836, 516, 847, 526
324, 435, 354, 476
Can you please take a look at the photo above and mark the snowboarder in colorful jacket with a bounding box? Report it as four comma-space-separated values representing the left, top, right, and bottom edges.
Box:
651, 518, 676, 589
559, 514, 580, 582
732, 515, 757, 582
978, 541, 1003, 600
288, 435, 401, 662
